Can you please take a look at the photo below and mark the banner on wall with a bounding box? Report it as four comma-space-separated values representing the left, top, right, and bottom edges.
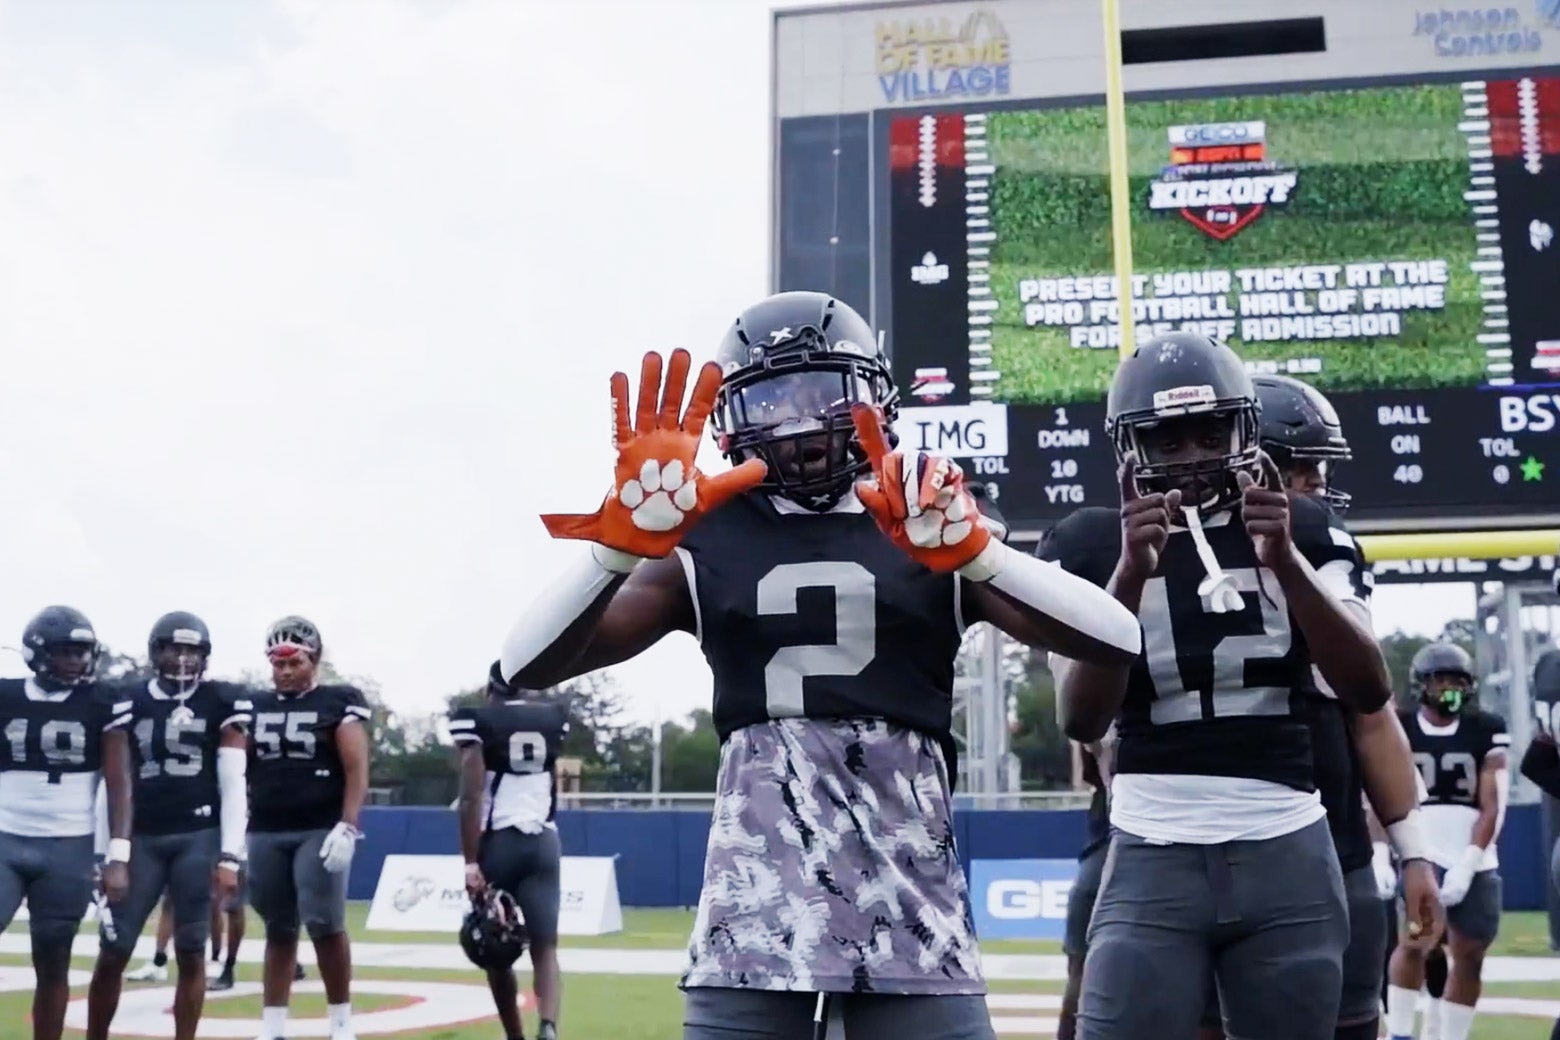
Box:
366, 853, 623, 936
969, 858, 1080, 941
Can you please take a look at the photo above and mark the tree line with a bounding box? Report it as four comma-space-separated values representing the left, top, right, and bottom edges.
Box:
90, 619, 1476, 805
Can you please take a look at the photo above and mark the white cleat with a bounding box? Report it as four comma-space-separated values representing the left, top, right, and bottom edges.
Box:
125, 960, 167, 982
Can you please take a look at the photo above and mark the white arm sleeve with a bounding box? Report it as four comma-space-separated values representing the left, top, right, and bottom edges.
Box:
93, 778, 109, 858
217, 746, 248, 860
498, 541, 642, 683
960, 541, 1142, 657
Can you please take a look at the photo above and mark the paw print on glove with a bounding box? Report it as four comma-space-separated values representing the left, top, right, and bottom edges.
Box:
619, 458, 700, 532
902, 459, 977, 549
540, 349, 768, 558
851, 404, 993, 573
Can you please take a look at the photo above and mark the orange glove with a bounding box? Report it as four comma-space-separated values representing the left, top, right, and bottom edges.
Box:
851, 403, 991, 573
541, 350, 768, 558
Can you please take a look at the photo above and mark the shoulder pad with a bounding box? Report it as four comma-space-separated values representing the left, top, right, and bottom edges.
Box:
1037, 507, 1119, 587
1290, 494, 1360, 565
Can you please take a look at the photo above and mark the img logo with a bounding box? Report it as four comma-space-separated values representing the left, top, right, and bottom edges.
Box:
1146, 121, 1298, 241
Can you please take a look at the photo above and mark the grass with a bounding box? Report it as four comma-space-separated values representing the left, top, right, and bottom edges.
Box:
981, 83, 1488, 404
0, 905, 1553, 1037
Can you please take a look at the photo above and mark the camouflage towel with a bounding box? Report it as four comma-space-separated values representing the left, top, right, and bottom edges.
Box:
681, 717, 985, 995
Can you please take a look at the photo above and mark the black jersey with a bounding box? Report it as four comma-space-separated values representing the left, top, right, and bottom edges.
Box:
1078, 747, 1111, 859
248, 683, 371, 832
126, 680, 253, 836
1039, 495, 1367, 792
449, 698, 570, 828
1303, 696, 1372, 872
676, 491, 963, 746
0, 679, 132, 837
1402, 706, 1510, 809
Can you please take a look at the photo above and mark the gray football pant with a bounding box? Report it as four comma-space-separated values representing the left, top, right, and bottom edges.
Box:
247, 828, 348, 941
683, 990, 995, 1040
1079, 817, 1347, 1040
481, 826, 562, 946
101, 827, 219, 957
0, 831, 95, 948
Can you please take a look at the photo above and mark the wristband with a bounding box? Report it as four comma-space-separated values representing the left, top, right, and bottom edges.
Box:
107, 838, 131, 864
1386, 810, 1431, 865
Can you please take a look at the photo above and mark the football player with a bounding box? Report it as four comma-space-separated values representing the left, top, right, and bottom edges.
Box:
1043, 333, 1416, 1040
1385, 643, 1508, 1040
499, 292, 1142, 1040
0, 606, 133, 1040
247, 616, 372, 1040
1520, 719, 1560, 1040
85, 611, 252, 1040
1190, 374, 1441, 1040
450, 665, 572, 1040
1057, 727, 1114, 1040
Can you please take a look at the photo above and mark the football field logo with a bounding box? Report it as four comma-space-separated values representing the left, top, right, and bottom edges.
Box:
1147, 121, 1298, 241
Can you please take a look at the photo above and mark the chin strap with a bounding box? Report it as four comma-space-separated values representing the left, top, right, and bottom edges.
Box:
1182, 505, 1243, 613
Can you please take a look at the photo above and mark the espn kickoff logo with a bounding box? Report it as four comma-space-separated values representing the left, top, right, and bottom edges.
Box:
1147, 121, 1299, 241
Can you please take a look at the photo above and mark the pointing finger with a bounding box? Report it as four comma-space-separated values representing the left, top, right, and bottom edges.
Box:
851, 403, 892, 482
1258, 450, 1284, 491
1118, 453, 1141, 504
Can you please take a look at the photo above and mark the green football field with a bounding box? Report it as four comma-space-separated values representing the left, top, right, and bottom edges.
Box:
2, 904, 1558, 1037
985, 83, 1486, 404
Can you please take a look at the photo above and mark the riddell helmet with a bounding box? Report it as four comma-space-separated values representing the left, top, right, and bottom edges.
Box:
1105, 331, 1262, 513
459, 888, 528, 970
711, 291, 898, 512
1410, 642, 1476, 714
148, 611, 212, 693
1253, 374, 1352, 514
22, 606, 100, 690
264, 615, 322, 661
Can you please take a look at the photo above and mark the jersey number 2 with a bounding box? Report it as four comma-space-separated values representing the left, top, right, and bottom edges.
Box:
755, 561, 876, 717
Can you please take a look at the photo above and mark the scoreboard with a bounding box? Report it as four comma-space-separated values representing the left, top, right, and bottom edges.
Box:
771, 0, 1560, 538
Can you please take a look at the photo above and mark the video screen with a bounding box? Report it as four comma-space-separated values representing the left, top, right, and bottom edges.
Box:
887, 79, 1559, 406
880, 75, 1560, 530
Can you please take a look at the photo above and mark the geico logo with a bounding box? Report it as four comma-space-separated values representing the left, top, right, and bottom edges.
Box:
985, 879, 1072, 919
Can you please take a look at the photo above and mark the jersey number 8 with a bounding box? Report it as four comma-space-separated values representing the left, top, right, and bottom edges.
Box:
507, 731, 547, 774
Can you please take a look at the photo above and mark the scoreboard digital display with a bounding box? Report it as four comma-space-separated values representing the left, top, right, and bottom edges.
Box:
881, 77, 1560, 536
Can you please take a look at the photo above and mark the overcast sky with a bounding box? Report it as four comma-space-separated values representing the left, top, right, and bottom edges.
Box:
0, 0, 1474, 728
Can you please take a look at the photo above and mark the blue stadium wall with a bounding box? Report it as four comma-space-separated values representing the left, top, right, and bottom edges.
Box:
350, 804, 1554, 914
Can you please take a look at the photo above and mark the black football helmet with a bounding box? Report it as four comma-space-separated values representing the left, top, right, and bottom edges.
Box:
1253, 374, 1352, 514
711, 291, 898, 512
22, 605, 100, 691
265, 615, 322, 660
1410, 641, 1476, 715
148, 611, 212, 694
459, 888, 528, 970
1105, 332, 1261, 513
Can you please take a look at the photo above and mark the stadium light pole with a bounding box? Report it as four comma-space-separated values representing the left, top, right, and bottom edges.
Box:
1102, 0, 1136, 360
